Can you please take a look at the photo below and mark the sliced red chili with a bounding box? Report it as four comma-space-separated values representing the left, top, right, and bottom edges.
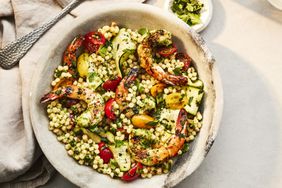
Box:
175, 52, 191, 71
157, 44, 177, 57
104, 98, 116, 120
121, 162, 143, 182
83, 31, 106, 53
103, 77, 122, 92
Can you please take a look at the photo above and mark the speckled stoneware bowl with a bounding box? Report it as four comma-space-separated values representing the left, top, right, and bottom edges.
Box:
30, 3, 223, 188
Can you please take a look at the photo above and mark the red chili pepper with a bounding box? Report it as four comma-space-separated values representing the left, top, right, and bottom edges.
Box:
157, 44, 177, 57
98, 142, 113, 164
104, 98, 116, 120
102, 77, 122, 92
121, 162, 143, 182
175, 52, 191, 71
83, 31, 106, 53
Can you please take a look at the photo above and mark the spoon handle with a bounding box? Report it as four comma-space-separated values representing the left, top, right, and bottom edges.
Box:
0, 0, 81, 70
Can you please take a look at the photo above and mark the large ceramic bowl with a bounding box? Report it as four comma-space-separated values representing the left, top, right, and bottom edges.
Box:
30, 3, 223, 188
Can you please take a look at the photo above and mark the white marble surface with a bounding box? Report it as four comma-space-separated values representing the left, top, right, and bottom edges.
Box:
41, 0, 282, 187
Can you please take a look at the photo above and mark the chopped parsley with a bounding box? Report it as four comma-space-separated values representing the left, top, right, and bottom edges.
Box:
141, 138, 155, 148
173, 67, 182, 76
146, 120, 159, 126
182, 143, 190, 154
115, 140, 124, 148
188, 96, 194, 106
55, 89, 62, 95
137, 28, 149, 35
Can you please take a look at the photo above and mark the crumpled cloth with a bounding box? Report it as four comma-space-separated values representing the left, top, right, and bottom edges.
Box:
0, 0, 143, 187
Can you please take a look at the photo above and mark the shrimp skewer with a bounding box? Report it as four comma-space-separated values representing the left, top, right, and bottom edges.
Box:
40, 85, 104, 127
137, 30, 188, 86
129, 109, 188, 166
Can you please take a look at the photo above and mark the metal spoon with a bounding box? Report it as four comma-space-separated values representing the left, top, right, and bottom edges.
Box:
0, 0, 81, 70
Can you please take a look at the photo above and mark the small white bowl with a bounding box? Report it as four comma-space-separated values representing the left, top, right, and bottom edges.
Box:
30, 3, 223, 188
267, 0, 282, 10
164, 0, 213, 32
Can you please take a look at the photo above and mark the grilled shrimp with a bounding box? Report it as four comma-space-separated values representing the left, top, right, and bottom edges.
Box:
40, 85, 104, 127
63, 35, 84, 74
115, 68, 138, 110
137, 30, 188, 86
129, 109, 188, 166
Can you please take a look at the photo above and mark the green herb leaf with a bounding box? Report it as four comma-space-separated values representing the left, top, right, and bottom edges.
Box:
141, 138, 155, 148
115, 140, 124, 147
173, 67, 182, 76
138, 28, 149, 35
87, 72, 97, 82
146, 120, 159, 126
98, 41, 112, 57
101, 137, 109, 143
188, 96, 194, 106
70, 140, 76, 147
182, 143, 190, 154
109, 159, 119, 169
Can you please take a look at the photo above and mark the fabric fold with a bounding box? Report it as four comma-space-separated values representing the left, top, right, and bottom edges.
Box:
0, 0, 63, 186
0, 0, 145, 187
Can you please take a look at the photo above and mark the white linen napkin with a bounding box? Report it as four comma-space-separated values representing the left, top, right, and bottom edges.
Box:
0, 0, 144, 187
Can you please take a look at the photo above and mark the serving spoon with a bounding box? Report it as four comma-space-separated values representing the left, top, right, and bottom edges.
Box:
0, 0, 81, 70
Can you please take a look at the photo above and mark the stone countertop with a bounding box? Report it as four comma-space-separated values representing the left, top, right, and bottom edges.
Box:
41, 0, 282, 187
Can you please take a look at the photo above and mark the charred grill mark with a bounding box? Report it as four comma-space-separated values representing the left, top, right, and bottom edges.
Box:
65, 86, 73, 95
124, 68, 139, 88
136, 150, 148, 160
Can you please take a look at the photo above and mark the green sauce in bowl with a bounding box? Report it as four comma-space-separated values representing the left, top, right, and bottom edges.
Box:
171, 0, 204, 26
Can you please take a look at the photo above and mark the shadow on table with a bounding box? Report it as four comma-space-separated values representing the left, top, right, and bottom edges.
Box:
177, 42, 282, 188
200, 0, 226, 41
233, 0, 282, 25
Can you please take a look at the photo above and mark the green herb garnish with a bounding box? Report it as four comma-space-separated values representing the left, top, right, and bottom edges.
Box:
182, 142, 190, 154
146, 120, 159, 126
171, 0, 204, 26
115, 140, 124, 147
137, 28, 149, 35
173, 67, 182, 76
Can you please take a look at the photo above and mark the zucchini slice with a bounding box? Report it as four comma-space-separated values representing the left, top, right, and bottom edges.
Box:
165, 92, 188, 109
86, 72, 103, 90
98, 41, 112, 58
80, 128, 101, 143
184, 87, 204, 115
188, 79, 204, 89
99, 131, 115, 143
112, 28, 136, 77
109, 142, 131, 171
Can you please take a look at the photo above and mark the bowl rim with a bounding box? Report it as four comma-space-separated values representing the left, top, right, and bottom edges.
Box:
29, 2, 223, 187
